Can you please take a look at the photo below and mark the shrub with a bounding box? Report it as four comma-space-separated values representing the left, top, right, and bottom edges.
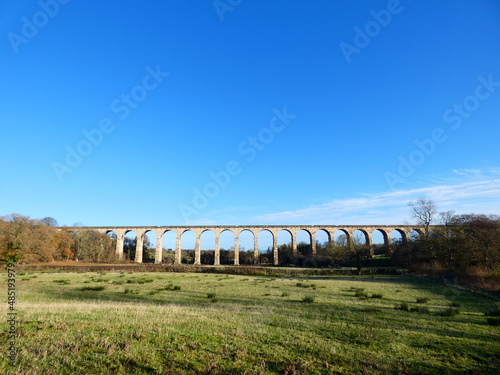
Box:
52, 280, 70, 285
416, 297, 430, 304
487, 318, 500, 326
355, 290, 368, 298
370, 293, 383, 299
282, 291, 290, 297
395, 303, 410, 312
79, 286, 105, 292
449, 302, 461, 308
439, 307, 460, 317
410, 306, 430, 314
302, 295, 315, 303
350, 287, 364, 292
207, 292, 216, 299
296, 282, 315, 288
485, 307, 500, 317
157, 284, 181, 291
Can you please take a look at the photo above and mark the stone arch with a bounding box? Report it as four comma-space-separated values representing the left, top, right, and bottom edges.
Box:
296, 229, 313, 256
161, 230, 177, 264
315, 228, 332, 243
409, 229, 423, 241
314, 229, 332, 255
123, 230, 138, 262
353, 229, 370, 246
104, 230, 118, 257
237, 229, 255, 265
390, 229, 407, 245
277, 228, 293, 245
107, 229, 125, 260
277, 229, 293, 265
258, 229, 274, 265
333, 229, 350, 247
141, 229, 157, 263
371, 229, 389, 255
180, 228, 194, 236
219, 229, 236, 265
180, 229, 196, 264
200, 229, 216, 265
352, 229, 371, 257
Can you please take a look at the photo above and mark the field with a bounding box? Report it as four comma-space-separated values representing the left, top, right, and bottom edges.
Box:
2, 270, 499, 374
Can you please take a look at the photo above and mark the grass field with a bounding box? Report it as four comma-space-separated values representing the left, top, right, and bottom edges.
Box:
2, 271, 499, 374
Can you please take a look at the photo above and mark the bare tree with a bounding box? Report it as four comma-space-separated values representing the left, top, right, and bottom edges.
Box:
439, 210, 455, 226
408, 198, 437, 239
41, 217, 58, 227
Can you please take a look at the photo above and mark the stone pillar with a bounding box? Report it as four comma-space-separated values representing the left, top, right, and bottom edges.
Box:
344, 229, 354, 249
194, 233, 201, 265
328, 230, 335, 247
175, 234, 182, 264
115, 230, 125, 261
135, 232, 144, 263
155, 231, 163, 264
403, 230, 411, 244
273, 233, 278, 266
214, 233, 220, 266
311, 231, 317, 255
234, 235, 239, 265
380, 229, 391, 256
364, 230, 373, 258
253, 233, 259, 265
291, 231, 298, 256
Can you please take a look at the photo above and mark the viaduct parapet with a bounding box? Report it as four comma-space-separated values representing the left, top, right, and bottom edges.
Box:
63, 225, 429, 265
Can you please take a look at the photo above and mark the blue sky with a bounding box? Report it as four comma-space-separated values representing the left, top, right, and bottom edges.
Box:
1, 0, 500, 230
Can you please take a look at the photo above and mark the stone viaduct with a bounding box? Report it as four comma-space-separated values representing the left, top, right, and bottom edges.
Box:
64, 225, 427, 265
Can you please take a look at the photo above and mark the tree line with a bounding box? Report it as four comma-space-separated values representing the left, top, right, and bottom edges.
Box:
392, 199, 500, 276
0, 214, 115, 263
1, 201, 499, 282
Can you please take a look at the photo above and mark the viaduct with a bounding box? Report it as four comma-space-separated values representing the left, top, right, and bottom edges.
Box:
64, 225, 427, 266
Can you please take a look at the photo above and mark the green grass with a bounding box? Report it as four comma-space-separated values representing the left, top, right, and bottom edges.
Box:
2, 272, 499, 374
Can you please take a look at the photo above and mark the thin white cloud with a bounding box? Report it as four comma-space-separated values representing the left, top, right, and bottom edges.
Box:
254, 175, 500, 225
188, 168, 500, 225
